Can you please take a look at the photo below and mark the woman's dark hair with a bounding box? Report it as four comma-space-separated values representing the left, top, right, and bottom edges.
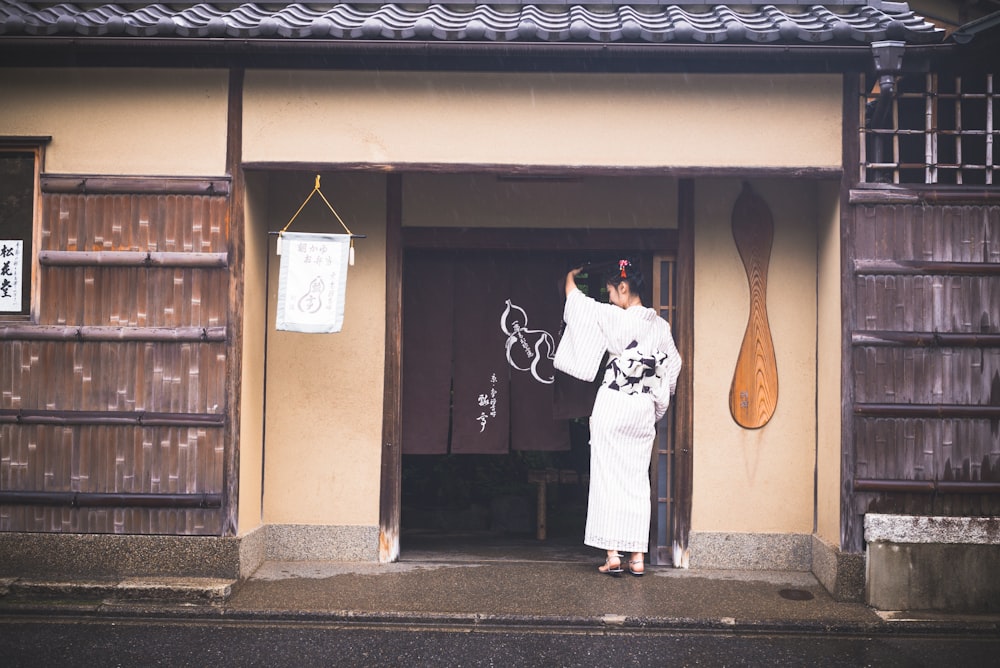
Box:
606, 257, 643, 293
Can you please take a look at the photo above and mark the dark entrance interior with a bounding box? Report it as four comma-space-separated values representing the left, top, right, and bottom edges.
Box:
398, 240, 670, 561
400, 430, 593, 560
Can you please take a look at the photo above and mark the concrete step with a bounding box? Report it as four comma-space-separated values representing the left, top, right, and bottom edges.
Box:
0, 575, 235, 606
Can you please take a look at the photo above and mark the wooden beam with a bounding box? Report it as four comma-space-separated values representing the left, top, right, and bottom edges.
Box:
0, 491, 222, 508
854, 479, 1000, 494
0, 409, 224, 427
0, 325, 226, 342
41, 175, 230, 196
840, 72, 863, 554
854, 403, 1000, 419
850, 187, 1000, 205
853, 259, 1000, 275
38, 251, 228, 268
244, 161, 841, 180
221, 66, 245, 537
671, 177, 695, 568
403, 227, 676, 252
379, 173, 404, 563
852, 331, 1000, 347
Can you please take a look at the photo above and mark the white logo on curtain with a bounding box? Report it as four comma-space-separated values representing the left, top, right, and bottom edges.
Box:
500, 300, 555, 384
276, 232, 351, 333
476, 372, 499, 433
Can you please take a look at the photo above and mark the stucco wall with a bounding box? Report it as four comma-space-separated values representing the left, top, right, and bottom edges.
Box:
0, 68, 228, 176
815, 181, 842, 545
691, 179, 819, 535
260, 171, 386, 527
243, 71, 841, 169
237, 172, 271, 536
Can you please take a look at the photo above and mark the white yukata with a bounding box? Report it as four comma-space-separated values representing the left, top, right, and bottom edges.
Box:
554, 288, 682, 553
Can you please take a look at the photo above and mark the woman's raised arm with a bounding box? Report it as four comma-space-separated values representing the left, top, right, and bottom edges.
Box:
565, 267, 583, 297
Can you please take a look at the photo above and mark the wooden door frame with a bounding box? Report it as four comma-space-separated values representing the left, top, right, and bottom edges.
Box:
379, 173, 404, 562
671, 178, 695, 567
377, 171, 692, 562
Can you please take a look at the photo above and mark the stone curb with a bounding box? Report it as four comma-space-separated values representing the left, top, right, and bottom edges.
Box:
1, 577, 234, 606
3, 576, 998, 638
2, 598, 998, 638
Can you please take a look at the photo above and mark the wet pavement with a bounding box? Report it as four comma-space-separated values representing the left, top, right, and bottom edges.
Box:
3, 533, 998, 637
233, 558, 871, 630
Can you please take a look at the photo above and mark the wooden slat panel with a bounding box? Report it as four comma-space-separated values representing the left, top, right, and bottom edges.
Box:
854, 417, 1000, 481
852, 204, 1000, 262
853, 274, 999, 333
37, 267, 228, 328
0, 505, 222, 535
845, 199, 1000, 552
41, 193, 229, 254
853, 347, 1000, 404
1, 341, 225, 413
0, 187, 231, 535
0, 423, 224, 534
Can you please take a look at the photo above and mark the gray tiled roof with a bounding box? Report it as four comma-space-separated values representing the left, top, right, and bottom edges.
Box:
0, 1, 945, 45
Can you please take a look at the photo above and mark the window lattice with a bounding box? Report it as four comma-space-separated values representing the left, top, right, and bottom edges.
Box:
860, 72, 998, 185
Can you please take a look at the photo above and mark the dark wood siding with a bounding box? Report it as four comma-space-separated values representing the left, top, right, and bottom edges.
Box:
0, 181, 230, 535
844, 194, 1000, 551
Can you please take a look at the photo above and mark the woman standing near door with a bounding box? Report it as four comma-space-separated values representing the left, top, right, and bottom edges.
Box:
556, 260, 682, 576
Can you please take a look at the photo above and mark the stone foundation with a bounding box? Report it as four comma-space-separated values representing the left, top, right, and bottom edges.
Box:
1, 526, 873, 605
687, 531, 812, 571
0, 524, 380, 581
810, 534, 865, 603
685, 531, 864, 602
864, 514, 1000, 612
0, 532, 246, 580
264, 524, 379, 562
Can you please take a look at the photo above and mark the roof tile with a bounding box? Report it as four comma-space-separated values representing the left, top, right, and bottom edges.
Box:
0, 1, 946, 45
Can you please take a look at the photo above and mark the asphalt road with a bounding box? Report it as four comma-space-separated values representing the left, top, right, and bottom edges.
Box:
2, 616, 998, 667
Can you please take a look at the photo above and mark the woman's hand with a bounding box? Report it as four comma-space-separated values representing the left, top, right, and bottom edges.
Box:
565, 267, 583, 296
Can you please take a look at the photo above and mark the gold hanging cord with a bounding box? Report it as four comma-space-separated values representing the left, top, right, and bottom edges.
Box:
277, 175, 364, 263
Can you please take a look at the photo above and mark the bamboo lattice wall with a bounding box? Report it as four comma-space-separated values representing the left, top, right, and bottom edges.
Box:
0, 185, 229, 535
845, 200, 1000, 551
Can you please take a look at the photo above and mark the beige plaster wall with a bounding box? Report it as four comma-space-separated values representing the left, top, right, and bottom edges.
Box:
243, 71, 841, 169
815, 181, 842, 545
260, 171, 386, 526
0, 68, 228, 176
402, 173, 677, 228
236, 172, 271, 536
691, 179, 819, 534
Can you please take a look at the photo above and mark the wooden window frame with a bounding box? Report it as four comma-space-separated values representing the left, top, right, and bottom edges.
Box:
860, 72, 998, 186
0, 138, 46, 322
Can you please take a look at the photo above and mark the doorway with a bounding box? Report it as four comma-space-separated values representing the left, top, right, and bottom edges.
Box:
379, 173, 693, 565
396, 238, 677, 562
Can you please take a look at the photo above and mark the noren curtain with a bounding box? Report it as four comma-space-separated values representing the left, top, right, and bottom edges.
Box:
402, 251, 579, 454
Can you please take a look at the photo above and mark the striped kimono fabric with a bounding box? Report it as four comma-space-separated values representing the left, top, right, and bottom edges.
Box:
555, 288, 681, 553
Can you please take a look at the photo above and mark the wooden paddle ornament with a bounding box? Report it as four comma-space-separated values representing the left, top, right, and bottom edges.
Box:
729, 183, 778, 429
